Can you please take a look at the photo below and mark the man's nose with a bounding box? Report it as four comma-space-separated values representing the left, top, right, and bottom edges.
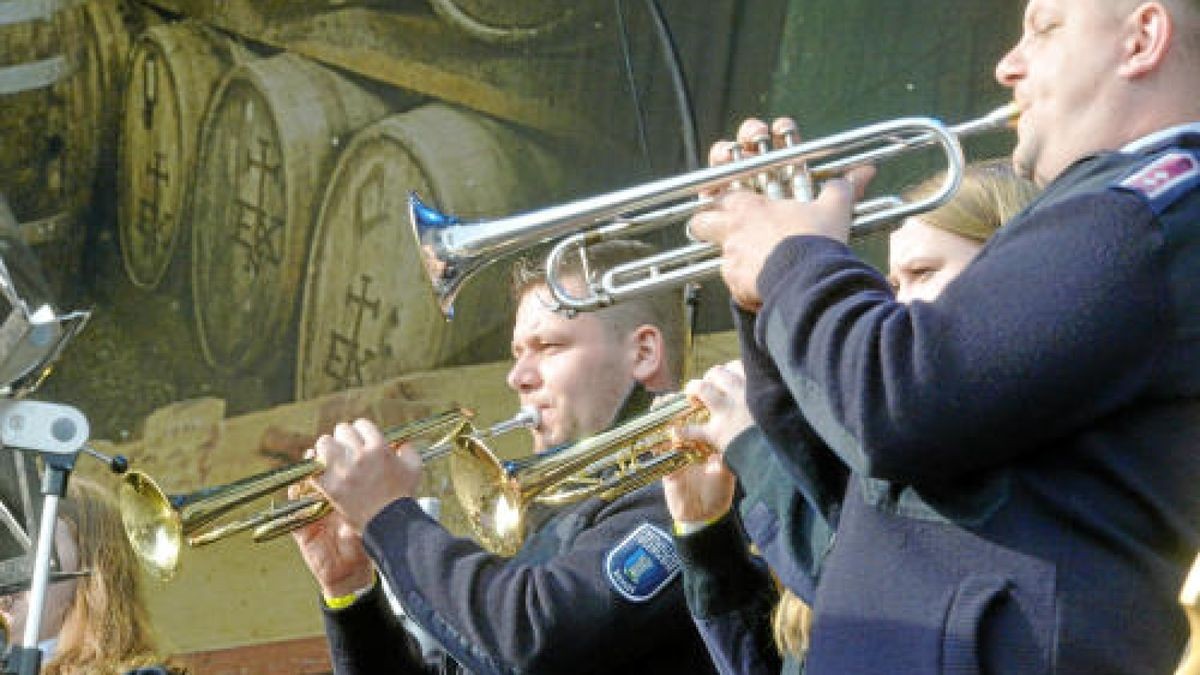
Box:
506, 355, 540, 392
995, 42, 1025, 87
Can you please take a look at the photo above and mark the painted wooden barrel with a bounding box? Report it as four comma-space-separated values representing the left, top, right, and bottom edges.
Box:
0, 2, 76, 237
294, 103, 578, 400
188, 53, 396, 373
0, 0, 135, 294
118, 21, 247, 290
61, 0, 139, 200
427, 0, 607, 45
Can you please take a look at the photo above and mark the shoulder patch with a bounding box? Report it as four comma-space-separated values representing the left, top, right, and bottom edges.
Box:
1115, 151, 1200, 214
604, 523, 681, 603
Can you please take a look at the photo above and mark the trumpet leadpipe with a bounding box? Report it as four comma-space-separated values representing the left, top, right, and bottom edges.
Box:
419, 405, 539, 462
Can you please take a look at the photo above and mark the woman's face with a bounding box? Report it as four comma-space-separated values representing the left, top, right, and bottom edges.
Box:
888, 217, 986, 303
0, 520, 80, 646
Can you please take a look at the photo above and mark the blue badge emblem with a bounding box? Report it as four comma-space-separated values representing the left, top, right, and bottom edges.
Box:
604, 523, 681, 602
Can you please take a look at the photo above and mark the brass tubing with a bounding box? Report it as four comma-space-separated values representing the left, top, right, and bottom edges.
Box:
120, 407, 498, 580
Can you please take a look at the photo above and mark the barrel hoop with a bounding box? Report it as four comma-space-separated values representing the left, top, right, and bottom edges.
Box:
0, 0, 81, 26
17, 210, 71, 246
0, 55, 70, 94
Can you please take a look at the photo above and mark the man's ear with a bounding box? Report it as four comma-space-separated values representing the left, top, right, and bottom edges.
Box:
629, 325, 666, 386
1119, 2, 1173, 78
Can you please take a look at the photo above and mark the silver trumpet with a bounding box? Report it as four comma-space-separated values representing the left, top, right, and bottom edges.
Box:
409, 103, 1019, 316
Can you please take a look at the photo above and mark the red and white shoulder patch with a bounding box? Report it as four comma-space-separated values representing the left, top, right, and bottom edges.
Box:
1119, 151, 1200, 202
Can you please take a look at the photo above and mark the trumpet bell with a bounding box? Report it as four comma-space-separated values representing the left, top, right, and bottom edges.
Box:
409, 192, 479, 319
119, 471, 181, 581
450, 435, 525, 557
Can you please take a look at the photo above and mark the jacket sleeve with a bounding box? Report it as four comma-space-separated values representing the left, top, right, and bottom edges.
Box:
723, 426, 837, 603
362, 488, 694, 675
750, 190, 1169, 485
675, 512, 781, 675
322, 584, 450, 675
733, 306, 849, 520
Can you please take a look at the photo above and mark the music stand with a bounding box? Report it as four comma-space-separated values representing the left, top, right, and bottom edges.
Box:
0, 195, 93, 675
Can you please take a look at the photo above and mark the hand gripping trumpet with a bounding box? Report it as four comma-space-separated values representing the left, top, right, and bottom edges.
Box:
119, 407, 538, 580
409, 104, 1019, 316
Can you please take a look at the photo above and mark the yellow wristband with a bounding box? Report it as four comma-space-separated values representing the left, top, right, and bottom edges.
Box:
323, 573, 377, 610
673, 514, 724, 536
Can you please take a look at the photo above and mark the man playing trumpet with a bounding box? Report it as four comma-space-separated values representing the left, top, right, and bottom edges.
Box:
292, 240, 717, 675
689, 0, 1200, 672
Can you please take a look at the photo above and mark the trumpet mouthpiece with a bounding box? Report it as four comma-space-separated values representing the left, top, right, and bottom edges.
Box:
513, 405, 541, 430
488, 406, 540, 437
995, 102, 1022, 128
951, 103, 1022, 138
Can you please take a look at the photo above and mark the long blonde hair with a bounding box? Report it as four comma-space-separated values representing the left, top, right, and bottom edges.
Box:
904, 157, 1039, 243
44, 476, 169, 675
772, 588, 811, 658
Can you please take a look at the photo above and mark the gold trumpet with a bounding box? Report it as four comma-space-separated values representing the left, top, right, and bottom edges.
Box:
452, 392, 708, 556
410, 104, 1020, 316
120, 407, 538, 580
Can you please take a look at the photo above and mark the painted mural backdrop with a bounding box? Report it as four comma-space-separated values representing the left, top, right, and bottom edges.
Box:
1, 0, 1021, 670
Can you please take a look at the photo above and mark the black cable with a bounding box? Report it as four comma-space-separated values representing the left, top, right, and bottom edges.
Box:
643, 0, 700, 170
614, 0, 653, 173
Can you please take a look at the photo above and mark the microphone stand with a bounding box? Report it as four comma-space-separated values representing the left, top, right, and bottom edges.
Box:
0, 400, 122, 675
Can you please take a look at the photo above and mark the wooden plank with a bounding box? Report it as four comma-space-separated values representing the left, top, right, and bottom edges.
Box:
177, 635, 331, 674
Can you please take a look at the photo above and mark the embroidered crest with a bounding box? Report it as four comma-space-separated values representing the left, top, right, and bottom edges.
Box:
1117, 151, 1200, 214
604, 523, 681, 602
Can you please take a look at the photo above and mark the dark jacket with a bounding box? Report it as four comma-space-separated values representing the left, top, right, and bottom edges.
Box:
323, 387, 717, 675
676, 426, 840, 675
324, 487, 716, 675
737, 132, 1200, 673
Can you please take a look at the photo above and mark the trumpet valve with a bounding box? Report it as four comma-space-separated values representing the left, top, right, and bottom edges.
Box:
782, 126, 815, 202
752, 133, 787, 200
726, 143, 748, 191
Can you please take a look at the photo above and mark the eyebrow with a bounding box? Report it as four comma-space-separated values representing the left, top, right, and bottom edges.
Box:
896, 255, 943, 269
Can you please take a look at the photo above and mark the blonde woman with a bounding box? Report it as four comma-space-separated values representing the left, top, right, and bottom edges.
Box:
0, 476, 178, 675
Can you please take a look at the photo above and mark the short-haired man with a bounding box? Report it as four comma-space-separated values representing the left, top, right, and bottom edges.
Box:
293, 240, 717, 674
689, 0, 1200, 671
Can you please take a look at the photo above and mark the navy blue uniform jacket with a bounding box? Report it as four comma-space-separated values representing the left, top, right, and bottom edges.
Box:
735, 132, 1200, 674
321, 381, 718, 675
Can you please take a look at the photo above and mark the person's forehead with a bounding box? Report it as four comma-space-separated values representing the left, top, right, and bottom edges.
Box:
890, 218, 981, 266
513, 288, 603, 339
1025, 0, 1116, 21
1022, 0, 1071, 23
889, 219, 934, 259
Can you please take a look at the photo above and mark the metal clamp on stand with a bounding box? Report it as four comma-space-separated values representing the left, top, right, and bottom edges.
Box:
0, 400, 89, 675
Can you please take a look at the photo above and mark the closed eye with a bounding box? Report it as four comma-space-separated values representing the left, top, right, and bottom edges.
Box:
908, 266, 936, 281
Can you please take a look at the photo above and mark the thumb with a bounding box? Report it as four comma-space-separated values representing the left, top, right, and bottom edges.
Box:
845, 165, 877, 201
816, 175, 858, 214
817, 165, 877, 210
